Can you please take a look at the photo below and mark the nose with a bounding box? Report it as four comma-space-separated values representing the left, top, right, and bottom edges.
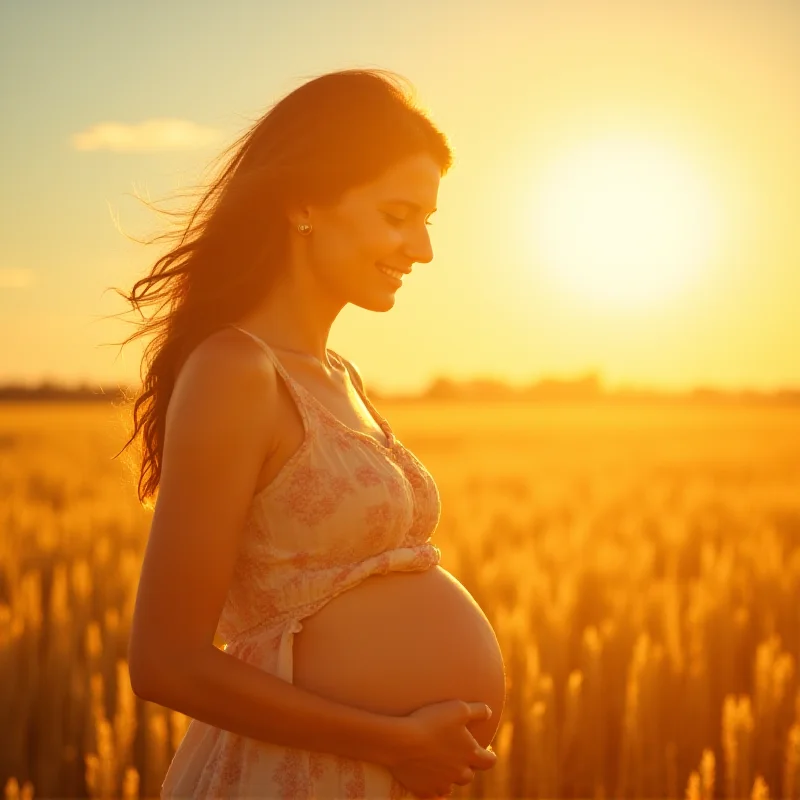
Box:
405, 227, 434, 265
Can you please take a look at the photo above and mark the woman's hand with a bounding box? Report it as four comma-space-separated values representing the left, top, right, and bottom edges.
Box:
384, 700, 497, 799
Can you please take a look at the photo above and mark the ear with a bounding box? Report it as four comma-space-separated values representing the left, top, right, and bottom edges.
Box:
285, 201, 312, 229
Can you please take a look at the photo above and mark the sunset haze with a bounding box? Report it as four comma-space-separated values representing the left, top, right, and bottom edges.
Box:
1, 0, 797, 394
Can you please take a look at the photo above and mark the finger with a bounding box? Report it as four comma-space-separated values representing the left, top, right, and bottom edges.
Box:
453, 767, 475, 786
466, 703, 492, 722
470, 746, 498, 770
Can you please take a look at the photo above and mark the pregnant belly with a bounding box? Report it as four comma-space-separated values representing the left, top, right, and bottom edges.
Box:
291, 566, 506, 749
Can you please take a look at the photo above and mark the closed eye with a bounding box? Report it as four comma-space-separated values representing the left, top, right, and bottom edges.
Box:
384, 213, 434, 227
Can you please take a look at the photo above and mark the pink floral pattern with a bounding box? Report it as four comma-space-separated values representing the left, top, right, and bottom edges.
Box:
278, 464, 357, 526
272, 749, 311, 799
160, 326, 442, 799
355, 464, 383, 487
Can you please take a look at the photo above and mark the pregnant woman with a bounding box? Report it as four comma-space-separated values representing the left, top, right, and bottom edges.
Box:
123, 68, 506, 799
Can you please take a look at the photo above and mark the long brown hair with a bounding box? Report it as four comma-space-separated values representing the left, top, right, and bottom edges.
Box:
109, 68, 453, 509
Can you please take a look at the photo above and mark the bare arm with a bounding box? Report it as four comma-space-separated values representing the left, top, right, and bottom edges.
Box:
127, 329, 410, 767
135, 640, 408, 766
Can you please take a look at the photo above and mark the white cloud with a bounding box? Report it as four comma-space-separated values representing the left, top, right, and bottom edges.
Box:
71, 118, 223, 152
0, 269, 34, 289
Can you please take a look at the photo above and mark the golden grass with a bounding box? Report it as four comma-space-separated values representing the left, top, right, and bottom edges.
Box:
1, 399, 798, 799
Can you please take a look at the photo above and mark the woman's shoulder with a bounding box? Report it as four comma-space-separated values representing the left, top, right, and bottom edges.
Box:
179, 327, 274, 383
168, 328, 281, 432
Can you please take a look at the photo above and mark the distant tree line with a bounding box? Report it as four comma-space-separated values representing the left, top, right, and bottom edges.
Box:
1, 373, 799, 404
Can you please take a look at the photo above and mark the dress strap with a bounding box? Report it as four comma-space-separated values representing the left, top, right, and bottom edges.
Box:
331, 350, 365, 395
225, 323, 290, 377
224, 324, 312, 423
331, 350, 395, 447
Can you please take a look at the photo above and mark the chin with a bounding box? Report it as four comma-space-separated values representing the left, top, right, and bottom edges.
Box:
352, 292, 397, 312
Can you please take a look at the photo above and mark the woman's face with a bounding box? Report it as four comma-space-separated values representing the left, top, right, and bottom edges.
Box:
304, 152, 441, 311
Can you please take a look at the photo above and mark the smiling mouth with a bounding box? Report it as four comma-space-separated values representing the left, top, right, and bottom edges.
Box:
376, 264, 404, 286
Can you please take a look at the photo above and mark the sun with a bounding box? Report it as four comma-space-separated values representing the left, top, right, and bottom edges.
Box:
528, 134, 721, 311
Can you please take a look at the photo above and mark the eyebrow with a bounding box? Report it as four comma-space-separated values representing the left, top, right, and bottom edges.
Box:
384, 199, 437, 214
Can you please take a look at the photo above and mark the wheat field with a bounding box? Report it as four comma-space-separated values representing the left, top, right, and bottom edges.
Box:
1, 399, 799, 800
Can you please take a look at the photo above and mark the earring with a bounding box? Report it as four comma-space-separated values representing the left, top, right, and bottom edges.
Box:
297, 223, 312, 236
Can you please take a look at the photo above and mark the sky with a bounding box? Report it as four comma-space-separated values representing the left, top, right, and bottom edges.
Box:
1, 0, 798, 393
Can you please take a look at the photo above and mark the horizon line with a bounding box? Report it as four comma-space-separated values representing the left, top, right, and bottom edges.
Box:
1, 376, 799, 398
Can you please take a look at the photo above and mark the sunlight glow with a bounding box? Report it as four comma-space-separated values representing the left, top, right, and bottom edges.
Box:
530, 134, 722, 311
